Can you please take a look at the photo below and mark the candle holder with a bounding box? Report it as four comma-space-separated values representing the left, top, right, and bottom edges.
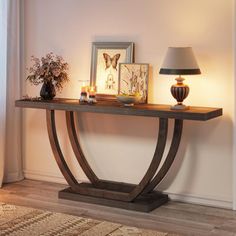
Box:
88, 86, 97, 104
79, 86, 88, 103
79, 92, 88, 103
88, 95, 97, 104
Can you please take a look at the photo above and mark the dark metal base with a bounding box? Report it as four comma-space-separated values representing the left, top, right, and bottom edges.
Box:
59, 187, 168, 212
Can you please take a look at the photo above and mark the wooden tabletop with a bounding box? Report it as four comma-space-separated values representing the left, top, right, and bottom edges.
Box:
15, 98, 222, 121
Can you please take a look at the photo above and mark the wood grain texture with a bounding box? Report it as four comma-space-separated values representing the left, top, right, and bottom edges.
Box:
15, 98, 222, 121
0, 180, 235, 236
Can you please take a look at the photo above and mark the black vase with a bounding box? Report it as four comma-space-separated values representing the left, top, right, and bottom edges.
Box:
40, 81, 56, 100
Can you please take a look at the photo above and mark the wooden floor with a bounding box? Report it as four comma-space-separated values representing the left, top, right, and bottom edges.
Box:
0, 180, 236, 236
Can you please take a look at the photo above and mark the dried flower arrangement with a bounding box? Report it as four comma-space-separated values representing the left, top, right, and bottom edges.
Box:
27, 52, 69, 92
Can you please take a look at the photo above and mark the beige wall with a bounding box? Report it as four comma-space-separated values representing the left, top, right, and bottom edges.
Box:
23, 0, 234, 208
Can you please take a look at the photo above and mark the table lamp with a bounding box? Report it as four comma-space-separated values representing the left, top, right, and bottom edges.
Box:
159, 47, 201, 110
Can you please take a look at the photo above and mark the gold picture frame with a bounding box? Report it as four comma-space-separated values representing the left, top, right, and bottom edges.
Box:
118, 63, 149, 104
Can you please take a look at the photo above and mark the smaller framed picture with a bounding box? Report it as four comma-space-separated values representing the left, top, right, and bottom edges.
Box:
118, 63, 149, 103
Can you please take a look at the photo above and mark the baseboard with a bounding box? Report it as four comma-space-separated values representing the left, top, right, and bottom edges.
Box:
167, 192, 232, 210
23, 169, 68, 184
3, 171, 24, 183
23, 169, 233, 209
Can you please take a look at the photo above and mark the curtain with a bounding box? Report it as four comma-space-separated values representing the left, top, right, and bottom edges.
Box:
0, 0, 23, 187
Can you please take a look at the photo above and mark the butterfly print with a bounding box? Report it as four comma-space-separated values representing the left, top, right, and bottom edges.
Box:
103, 53, 120, 70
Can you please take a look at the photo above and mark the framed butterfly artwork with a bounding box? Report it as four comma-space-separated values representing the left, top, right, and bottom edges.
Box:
90, 42, 134, 100
118, 63, 149, 104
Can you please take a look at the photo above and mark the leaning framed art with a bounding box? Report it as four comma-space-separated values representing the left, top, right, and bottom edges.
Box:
118, 63, 149, 103
90, 42, 134, 99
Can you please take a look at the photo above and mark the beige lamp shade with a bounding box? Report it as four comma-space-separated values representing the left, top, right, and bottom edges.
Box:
159, 47, 201, 75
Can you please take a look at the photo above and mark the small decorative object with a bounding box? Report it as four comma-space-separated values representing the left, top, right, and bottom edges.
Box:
26, 52, 69, 100
40, 80, 56, 100
159, 47, 201, 110
116, 94, 140, 106
90, 42, 134, 100
118, 63, 149, 104
79, 85, 88, 103
88, 86, 97, 104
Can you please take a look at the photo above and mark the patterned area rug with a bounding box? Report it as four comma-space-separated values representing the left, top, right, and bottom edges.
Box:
0, 203, 173, 236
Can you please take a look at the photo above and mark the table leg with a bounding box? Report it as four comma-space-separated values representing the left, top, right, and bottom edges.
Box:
46, 109, 183, 211
143, 119, 183, 194
46, 109, 79, 191
65, 111, 99, 186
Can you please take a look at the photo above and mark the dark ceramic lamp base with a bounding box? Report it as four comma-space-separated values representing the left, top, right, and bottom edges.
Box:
170, 76, 189, 110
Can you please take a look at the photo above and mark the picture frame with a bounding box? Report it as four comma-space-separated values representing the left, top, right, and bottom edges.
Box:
90, 42, 134, 100
118, 63, 149, 104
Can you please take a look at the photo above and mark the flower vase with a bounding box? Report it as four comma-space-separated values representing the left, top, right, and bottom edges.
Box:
40, 81, 56, 100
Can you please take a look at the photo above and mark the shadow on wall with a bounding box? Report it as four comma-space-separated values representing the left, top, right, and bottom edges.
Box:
157, 115, 232, 194
76, 112, 159, 139
73, 112, 230, 184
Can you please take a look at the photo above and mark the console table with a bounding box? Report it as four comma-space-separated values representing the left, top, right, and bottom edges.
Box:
15, 98, 222, 212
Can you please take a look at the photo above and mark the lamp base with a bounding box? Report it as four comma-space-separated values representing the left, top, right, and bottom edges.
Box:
171, 104, 189, 110
170, 76, 190, 111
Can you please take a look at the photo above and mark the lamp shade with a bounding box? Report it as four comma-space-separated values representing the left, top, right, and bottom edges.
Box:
159, 47, 201, 75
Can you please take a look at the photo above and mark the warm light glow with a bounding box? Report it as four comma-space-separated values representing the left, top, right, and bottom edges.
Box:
81, 86, 87, 93
78, 80, 89, 95
89, 86, 96, 96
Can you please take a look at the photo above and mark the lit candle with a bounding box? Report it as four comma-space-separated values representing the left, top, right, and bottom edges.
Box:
79, 82, 88, 103
81, 81, 87, 92
88, 86, 97, 104
81, 86, 87, 93
89, 86, 96, 96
